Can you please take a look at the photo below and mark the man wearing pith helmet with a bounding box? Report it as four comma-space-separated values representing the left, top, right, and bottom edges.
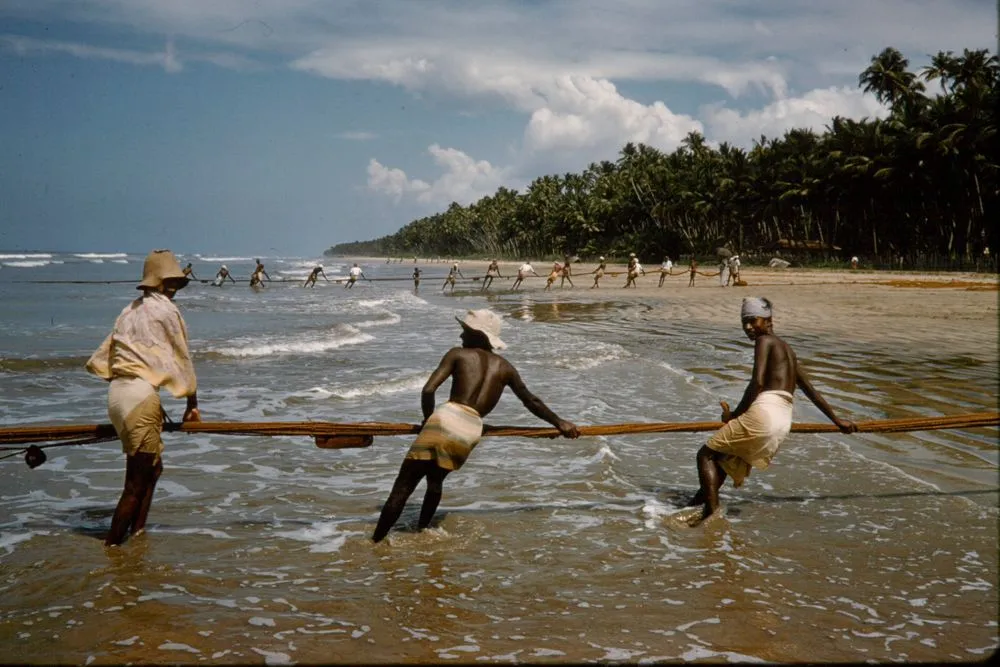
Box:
373, 309, 581, 542
86, 249, 201, 547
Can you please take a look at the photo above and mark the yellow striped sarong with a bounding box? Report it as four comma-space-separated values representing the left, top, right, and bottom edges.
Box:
405, 401, 483, 471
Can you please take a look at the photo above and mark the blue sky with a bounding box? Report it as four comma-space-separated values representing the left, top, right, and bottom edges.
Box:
0, 0, 994, 256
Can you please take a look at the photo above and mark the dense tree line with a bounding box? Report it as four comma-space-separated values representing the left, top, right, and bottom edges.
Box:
328, 48, 998, 269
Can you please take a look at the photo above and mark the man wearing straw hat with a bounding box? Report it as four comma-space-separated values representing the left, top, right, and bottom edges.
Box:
86, 250, 200, 546
372, 309, 580, 543
683, 296, 856, 525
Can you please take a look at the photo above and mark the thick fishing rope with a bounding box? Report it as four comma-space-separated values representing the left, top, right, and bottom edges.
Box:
2, 411, 996, 452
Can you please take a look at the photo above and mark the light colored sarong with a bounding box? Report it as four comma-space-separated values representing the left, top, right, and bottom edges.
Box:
405, 401, 484, 471
108, 377, 164, 459
706, 390, 793, 487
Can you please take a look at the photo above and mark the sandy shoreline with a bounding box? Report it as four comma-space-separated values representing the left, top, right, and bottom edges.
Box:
352, 256, 999, 355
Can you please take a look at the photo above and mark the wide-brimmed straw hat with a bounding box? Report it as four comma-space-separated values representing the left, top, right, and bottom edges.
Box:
137, 249, 188, 290
455, 309, 506, 350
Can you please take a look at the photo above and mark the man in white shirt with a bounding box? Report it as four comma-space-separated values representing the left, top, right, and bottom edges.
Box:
345, 263, 367, 289
511, 261, 539, 291
658, 256, 673, 287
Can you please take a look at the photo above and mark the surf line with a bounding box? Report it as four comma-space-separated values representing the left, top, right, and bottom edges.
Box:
2, 412, 997, 468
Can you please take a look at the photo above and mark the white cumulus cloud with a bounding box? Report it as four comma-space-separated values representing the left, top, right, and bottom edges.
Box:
703, 86, 888, 145
367, 144, 509, 208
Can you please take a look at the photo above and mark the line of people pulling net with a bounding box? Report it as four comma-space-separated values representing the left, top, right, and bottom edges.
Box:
53, 249, 875, 546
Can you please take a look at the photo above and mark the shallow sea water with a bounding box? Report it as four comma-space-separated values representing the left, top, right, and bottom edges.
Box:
1, 254, 997, 663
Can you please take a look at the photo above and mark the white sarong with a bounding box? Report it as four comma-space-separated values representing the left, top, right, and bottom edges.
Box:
706, 390, 793, 487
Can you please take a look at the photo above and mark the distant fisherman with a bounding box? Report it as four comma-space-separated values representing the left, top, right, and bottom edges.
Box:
482, 259, 503, 291
511, 260, 539, 291
253, 258, 272, 283
372, 309, 579, 542
345, 263, 367, 289
413, 267, 422, 290
559, 255, 575, 288
303, 265, 329, 288
182, 262, 198, 281
684, 297, 857, 525
658, 256, 673, 287
544, 262, 561, 291
86, 250, 200, 546
443, 262, 465, 291
590, 256, 607, 289
688, 258, 698, 287
623, 253, 642, 288
213, 264, 236, 286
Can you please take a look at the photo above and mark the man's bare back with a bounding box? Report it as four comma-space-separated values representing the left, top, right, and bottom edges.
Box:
422, 346, 569, 429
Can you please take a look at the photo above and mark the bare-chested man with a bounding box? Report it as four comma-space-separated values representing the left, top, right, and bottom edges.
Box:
544, 262, 561, 291
685, 297, 857, 524
182, 263, 198, 281
213, 264, 236, 286
591, 256, 607, 288
482, 259, 503, 291
688, 258, 698, 287
303, 265, 329, 288
412, 267, 422, 290
443, 262, 465, 291
511, 261, 539, 291
372, 309, 580, 542
559, 255, 575, 288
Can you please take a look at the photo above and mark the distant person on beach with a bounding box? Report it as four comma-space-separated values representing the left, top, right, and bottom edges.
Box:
85, 250, 200, 546
345, 263, 367, 289
719, 258, 730, 287
545, 262, 562, 291
372, 309, 580, 543
303, 265, 329, 288
182, 263, 198, 281
511, 261, 539, 291
729, 256, 741, 284
683, 296, 857, 525
851, 256, 859, 270
560, 255, 575, 288
482, 259, 503, 291
591, 257, 607, 288
688, 258, 698, 287
658, 256, 673, 287
623, 254, 642, 288
253, 259, 272, 283
443, 262, 464, 291
412, 267, 422, 290
213, 265, 236, 286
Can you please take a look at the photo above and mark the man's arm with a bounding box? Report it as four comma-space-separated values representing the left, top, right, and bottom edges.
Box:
228, 273, 236, 283
795, 360, 857, 433
183, 393, 200, 422
506, 365, 579, 438
420, 350, 457, 422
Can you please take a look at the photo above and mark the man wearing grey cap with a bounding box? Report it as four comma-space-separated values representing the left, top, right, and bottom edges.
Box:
684, 296, 857, 525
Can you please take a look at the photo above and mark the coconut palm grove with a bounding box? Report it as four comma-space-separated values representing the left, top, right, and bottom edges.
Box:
328, 48, 998, 269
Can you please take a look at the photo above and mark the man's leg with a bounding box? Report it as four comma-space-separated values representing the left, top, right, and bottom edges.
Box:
659, 273, 665, 287
131, 454, 163, 536
417, 466, 451, 530
372, 459, 429, 543
688, 445, 728, 517
106, 453, 156, 546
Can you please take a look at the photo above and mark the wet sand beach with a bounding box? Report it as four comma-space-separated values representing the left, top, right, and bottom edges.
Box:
1, 255, 997, 663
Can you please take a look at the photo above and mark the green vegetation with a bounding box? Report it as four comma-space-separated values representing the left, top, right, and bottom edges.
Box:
328, 48, 998, 270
